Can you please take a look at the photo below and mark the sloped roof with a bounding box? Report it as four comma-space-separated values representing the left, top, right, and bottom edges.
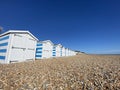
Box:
0, 30, 39, 41
39, 40, 54, 45
54, 44, 62, 47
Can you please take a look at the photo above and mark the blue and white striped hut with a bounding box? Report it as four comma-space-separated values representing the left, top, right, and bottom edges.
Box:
36, 40, 54, 59
54, 44, 62, 57
0, 30, 38, 64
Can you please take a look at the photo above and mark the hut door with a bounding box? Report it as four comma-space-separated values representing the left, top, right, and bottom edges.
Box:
9, 34, 25, 62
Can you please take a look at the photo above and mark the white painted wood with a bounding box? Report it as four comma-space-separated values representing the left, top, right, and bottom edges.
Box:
0, 30, 38, 64
36, 40, 53, 59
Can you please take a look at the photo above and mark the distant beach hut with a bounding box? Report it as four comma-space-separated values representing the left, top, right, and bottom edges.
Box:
0, 30, 38, 64
52, 45, 56, 57
54, 44, 62, 57
65, 48, 67, 56
36, 40, 54, 59
66, 48, 70, 56
71, 50, 76, 56
62, 46, 66, 56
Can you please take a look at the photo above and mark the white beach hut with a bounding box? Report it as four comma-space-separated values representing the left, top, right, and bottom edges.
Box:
69, 50, 77, 56
62, 46, 66, 56
55, 44, 62, 57
65, 48, 67, 56
68, 49, 71, 56
52, 45, 56, 57
36, 40, 54, 59
69, 49, 71, 56
70, 50, 74, 56
73, 51, 77, 55
70, 50, 73, 56
0, 30, 38, 64
73, 50, 77, 56
65, 48, 68, 56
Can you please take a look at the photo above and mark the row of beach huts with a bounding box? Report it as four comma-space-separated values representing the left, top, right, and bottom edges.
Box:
0, 30, 77, 64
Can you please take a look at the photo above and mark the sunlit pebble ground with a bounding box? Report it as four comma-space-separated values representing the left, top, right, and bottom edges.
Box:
0, 54, 120, 90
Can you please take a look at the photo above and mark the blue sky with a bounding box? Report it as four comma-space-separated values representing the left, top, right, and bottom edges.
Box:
0, 0, 120, 54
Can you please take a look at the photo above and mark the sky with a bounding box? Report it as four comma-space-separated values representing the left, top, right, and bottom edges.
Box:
0, 0, 120, 54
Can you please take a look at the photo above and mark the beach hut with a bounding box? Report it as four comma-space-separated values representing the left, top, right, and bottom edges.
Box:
68, 49, 70, 56
55, 44, 62, 57
36, 40, 54, 59
62, 46, 66, 56
52, 45, 56, 57
73, 51, 77, 55
70, 50, 74, 56
0, 30, 38, 64
69, 49, 71, 56
65, 48, 67, 56
71, 50, 74, 56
